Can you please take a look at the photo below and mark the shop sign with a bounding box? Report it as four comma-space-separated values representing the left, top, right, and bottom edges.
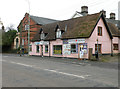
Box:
63, 40, 68, 44
63, 44, 71, 55
35, 41, 49, 45
68, 39, 85, 44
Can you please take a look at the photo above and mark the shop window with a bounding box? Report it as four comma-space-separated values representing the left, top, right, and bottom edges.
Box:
36, 45, 39, 53
95, 44, 102, 53
113, 44, 118, 50
30, 45, 32, 52
53, 45, 62, 55
71, 44, 77, 53
98, 26, 102, 36
45, 45, 48, 53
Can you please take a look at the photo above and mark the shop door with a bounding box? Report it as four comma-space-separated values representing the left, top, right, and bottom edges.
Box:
41, 45, 43, 56
79, 44, 84, 58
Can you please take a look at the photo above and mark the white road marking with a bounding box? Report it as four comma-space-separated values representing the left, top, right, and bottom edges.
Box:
44, 69, 85, 79
2, 60, 91, 79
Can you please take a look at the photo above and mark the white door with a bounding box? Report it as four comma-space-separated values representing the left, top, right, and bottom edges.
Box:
79, 45, 84, 58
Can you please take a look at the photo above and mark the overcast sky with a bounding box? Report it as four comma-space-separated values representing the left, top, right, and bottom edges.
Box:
0, 0, 120, 30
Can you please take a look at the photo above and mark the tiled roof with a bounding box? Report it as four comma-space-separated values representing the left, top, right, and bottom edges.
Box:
30, 15, 59, 25
32, 13, 113, 42
107, 22, 120, 37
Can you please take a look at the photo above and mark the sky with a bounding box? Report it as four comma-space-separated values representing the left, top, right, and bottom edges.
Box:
0, 0, 120, 30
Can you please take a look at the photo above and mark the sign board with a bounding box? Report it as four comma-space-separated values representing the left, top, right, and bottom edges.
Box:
35, 41, 49, 45
68, 39, 85, 44
63, 44, 71, 55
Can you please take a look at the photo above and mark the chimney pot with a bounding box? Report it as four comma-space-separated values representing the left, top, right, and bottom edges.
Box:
81, 6, 88, 16
110, 13, 115, 20
100, 10, 106, 17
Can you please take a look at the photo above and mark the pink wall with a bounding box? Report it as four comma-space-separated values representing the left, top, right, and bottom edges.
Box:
29, 42, 41, 56
86, 18, 111, 54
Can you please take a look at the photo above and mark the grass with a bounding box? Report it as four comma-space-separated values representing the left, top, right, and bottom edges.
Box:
99, 54, 119, 63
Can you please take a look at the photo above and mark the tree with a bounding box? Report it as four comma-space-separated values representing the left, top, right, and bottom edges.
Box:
2, 26, 17, 52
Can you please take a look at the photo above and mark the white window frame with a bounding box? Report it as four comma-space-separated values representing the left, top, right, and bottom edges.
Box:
41, 33, 45, 40
22, 39, 24, 46
25, 24, 29, 30
56, 29, 61, 38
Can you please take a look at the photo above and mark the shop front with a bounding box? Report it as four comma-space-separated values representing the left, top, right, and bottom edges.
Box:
63, 39, 88, 59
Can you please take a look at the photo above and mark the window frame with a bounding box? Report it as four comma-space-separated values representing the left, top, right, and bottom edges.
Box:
71, 44, 77, 53
45, 45, 48, 53
53, 45, 62, 55
41, 33, 45, 40
95, 44, 102, 53
29, 45, 32, 52
36, 45, 39, 53
56, 29, 61, 38
113, 44, 118, 50
98, 26, 102, 36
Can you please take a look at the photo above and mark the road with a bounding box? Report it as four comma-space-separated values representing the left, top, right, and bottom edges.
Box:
1, 54, 118, 87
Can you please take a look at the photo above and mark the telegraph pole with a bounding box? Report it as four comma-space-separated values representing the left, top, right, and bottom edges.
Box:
25, 0, 30, 56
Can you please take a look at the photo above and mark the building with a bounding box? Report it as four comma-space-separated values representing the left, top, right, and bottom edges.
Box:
17, 13, 58, 53
29, 12, 120, 59
13, 32, 20, 49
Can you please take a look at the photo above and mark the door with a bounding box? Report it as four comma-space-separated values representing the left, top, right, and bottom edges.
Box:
41, 45, 43, 56
79, 44, 84, 58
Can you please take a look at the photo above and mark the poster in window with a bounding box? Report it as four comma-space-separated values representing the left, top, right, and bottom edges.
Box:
63, 44, 71, 55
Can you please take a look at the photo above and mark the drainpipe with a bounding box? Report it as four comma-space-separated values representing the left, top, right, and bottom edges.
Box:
111, 39, 113, 56
49, 40, 50, 57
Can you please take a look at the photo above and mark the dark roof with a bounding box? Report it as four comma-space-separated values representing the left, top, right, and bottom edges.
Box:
106, 18, 120, 30
32, 13, 113, 42
30, 15, 59, 25
107, 22, 120, 37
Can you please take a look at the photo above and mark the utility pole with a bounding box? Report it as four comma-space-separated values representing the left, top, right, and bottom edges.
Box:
25, 0, 30, 56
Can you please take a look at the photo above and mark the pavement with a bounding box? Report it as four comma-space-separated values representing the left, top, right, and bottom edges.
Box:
1, 53, 119, 87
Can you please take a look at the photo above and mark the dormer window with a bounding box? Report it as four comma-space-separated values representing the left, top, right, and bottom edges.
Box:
41, 33, 45, 40
56, 29, 61, 38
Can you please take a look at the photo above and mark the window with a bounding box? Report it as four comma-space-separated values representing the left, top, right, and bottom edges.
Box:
53, 45, 62, 55
113, 44, 118, 50
98, 27, 102, 36
45, 45, 48, 53
71, 44, 77, 53
22, 39, 24, 45
25, 25, 29, 30
56, 29, 61, 38
41, 33, 45, 40
36, 45, 39, 53
30, 45, 32, 52
95, 44, 102, 53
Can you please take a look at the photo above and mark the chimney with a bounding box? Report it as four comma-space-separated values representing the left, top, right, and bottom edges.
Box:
100, 10, 106, 17
81, 6, 88, 16
110, 13, 115, 20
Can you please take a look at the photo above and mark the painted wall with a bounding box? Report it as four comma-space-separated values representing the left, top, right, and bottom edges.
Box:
29, 42, 41, 56
86, 18, 111, 54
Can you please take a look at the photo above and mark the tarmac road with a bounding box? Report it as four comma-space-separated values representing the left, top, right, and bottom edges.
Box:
1, 54, 119, 87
